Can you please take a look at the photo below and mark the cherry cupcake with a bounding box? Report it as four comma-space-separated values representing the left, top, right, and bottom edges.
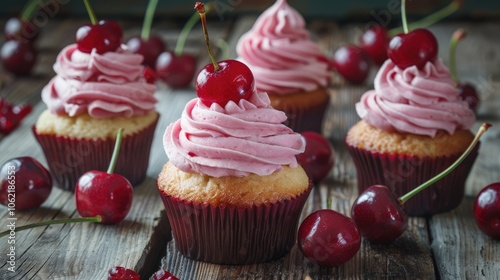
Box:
345, 56, 477, 216
158, 68, 311, 264
236, 0, 331, 133
33, 43, 158, 191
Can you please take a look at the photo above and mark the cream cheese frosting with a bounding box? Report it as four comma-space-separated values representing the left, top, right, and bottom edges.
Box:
42, 44, 157, 118
164, 91, 305, 177
236, 0, 330, 94
356, 59, 475, 137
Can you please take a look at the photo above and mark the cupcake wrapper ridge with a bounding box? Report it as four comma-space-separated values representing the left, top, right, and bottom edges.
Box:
346, 140, 479, 216
32, 115, 159, 191
158, 184, 312, 265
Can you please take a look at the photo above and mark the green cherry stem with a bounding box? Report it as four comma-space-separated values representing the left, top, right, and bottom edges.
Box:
389, 0, 463, 37
0, 216, 102, 238
449, 28, 466, 86
399, 123, 491, 204
107, 128, 124, 174
140, 0, 159, 41
195, 2, 219, 71
401, 0, 409, 34
83, 0, 98, 25
175, 2, 212, 56
20, 0, 42, 21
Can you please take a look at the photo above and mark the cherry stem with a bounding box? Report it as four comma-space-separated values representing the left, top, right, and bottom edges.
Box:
83, 0, 98, 25
20, 0, 42, 21
399, 123, 492, 204
107, 128, 124, 174
0, 216, 102, 238
389, 0, 462, 37
195, 2, 219, 71
175, 2, 212, 56
449, 28, 466, 86
326, 197, 332, 210
141, 0, 159, 41
401, 0, 409, 34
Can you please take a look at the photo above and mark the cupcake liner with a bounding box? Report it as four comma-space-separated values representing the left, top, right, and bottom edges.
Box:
158, 184, 312, 265
32, 115, 159, 191
345, 141, 479, 216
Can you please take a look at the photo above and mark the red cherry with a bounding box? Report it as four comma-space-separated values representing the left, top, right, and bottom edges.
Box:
99, 20, 123, 44
458, 82, 480, 112
0, 157, 52, 211
387, 28, 438, 70
156, 51, 197, 88
0, 98, 32, 134
298, 209, 361, 266
358, 25, 390, 65
474, 182, 500, 239
152, 269, 179, 280
351, 185, 407, 243
126, 35, 166, 69
194, 3, 254, 106
351, 123, 490, 243
75, 129, 133, 224
331, 44, 371, 85
143, 66, 158, 84
4, 17, 39, 42
108, 266, 140, 280
76, 23, 122, 54
1, 39, 37, 75
296, 131, 335, 183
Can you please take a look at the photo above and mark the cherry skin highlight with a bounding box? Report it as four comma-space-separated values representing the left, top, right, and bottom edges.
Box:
359, 25, 390, 65
351, 185, 407, 243
387, 28, 438, 70
156, 51, 197, 88
331, 44, 371, 84
76, 22, 122, 54
298, 209, 361, 266
474, 182, 500, 239
296, 131, 335, 183
0, 157, 52, 211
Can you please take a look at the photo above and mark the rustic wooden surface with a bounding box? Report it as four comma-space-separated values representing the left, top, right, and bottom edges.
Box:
0, 14, 499, 280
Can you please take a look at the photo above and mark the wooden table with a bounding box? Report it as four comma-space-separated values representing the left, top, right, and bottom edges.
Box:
0, 15, 499, 280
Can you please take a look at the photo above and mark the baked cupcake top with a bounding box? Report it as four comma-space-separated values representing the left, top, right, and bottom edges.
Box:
236, 0, 330, 95
163, 91, 305, 178
356, 59, 475, 137
42, 44, 157, 119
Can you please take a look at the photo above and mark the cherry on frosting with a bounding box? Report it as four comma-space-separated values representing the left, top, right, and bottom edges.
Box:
194, 2, 254, 107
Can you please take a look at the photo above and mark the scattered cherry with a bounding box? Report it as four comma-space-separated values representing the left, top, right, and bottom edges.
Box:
152, 268, 179, 280
75, 129, 133, 224
76, 0, 122, 54
351, 123, 491, 243
4, 17, 39, 42
108, 266, 140, 280
474, 182, 500, 239
1, 39, 37, 75
127, 35, 166, 69
143, 66, 158, 84
298, 200, 361, 266
0, 157, 52, 211
296, 131, 335, 183
195, 2, 254, 107
0, 98, 33, 135
331, 44, 371, 84
358, 25, 390, 65
156, 51, 197, 88
459, 82, 480, 112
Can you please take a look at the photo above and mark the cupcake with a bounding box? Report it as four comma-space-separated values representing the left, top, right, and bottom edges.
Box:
33, 44, 158, 191
157, 78, 311, 264
236, 0, 331, 133
345, 58, 477, 216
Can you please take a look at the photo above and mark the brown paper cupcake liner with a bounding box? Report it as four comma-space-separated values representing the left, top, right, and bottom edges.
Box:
158, 184, 312, 265
345, 141, 479, 216
32, 115, 159, 191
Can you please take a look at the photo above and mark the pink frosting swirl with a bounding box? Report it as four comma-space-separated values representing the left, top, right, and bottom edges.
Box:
42, 44, 157, 118
356, 59, 475, 137
164, 91, 306, 177
236, 0, 330, 94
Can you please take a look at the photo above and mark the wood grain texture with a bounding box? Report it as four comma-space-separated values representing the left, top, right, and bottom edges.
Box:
0, 15, 499, 280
